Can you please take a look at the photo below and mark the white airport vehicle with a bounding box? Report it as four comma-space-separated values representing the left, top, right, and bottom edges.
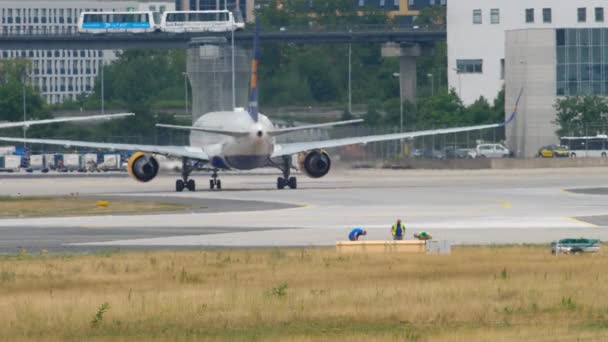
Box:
560, 135, 608, 158
475, 143, 510, 158
0, 113, 134, 130
78, 12, 160, 34
0, 20, 519, 192
28, 154, 45, 171
161, 10, 243, 33
63, 154, 81, 171
1, 155, 21, 172
100, 154, 122, 171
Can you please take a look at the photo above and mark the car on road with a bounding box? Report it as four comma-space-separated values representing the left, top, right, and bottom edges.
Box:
475, 143, 510, 158
538, 145, 569, 158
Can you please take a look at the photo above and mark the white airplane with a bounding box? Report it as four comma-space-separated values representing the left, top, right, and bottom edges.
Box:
0, 113, 134, 129
0, 22, 518, 192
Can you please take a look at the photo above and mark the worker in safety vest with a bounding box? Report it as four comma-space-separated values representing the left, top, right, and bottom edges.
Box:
414, 231, 432, 241
391, 219, 406, 240
348, 228, 367, 241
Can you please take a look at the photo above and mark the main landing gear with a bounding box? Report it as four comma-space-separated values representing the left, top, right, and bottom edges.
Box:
209, 169, 222, 190
277, 156, 297, 190
176, 158, 196, 192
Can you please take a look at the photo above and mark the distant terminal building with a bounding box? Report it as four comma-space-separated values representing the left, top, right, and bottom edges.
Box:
448, 0, 608, 157
0, 0, 174, 104
174, 0, 247, 21
174, 1, 446, 24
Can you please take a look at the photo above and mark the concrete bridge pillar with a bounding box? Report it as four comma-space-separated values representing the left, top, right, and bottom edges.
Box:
186, 40, 250, 123
381, 43, 429, 104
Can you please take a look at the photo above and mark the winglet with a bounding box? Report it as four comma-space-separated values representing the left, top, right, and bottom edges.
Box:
247, 18, 261, 123
502, 87, 524, 126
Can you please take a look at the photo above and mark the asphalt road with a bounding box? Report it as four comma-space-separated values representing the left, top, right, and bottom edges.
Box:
1, 167, 608, 252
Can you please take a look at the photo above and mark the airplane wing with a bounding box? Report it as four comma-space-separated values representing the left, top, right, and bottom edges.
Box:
0, 113, 134, 129
0, 137, 208, 161
272, 122, 504, 157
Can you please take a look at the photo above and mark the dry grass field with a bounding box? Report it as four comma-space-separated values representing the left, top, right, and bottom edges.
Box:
0, 196, 191, 218
1, 246, 608, 341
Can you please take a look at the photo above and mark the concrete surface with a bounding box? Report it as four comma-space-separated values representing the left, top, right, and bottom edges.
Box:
1, 167, 608, 252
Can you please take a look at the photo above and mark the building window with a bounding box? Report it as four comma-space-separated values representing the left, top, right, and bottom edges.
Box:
473, 9, 482, 24
555, 28, 608, 96
500, 59, 505, 80
456, 59, 483, 74
358, 0, 364, 6
596, 8, 604, 22
525, 8, 534, 23
543, 8, 552, 23
490, 9, 499, 24
578, 8, 587, 23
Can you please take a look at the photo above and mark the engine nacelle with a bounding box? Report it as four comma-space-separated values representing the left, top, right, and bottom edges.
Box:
127, 152, 159, 183
298, 150, 331, 178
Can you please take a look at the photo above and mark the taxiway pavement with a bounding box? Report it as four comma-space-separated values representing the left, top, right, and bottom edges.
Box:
1, 167, 608, 252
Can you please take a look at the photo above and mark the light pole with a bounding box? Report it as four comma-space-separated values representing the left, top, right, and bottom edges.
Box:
393, 72, 403, 132
452, 67, 462, 99
182, 72, 189, 117
22, 72, 26, 149
427, 73, 434, 97
348, 43, 352, 116
100, 59, 104, 114
393, 72, 404, 158
231, 16, 236, 110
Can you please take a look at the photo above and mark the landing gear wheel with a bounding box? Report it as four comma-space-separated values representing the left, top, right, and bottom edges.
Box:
176, 179, 185, 192
277, 177, 285, 190
209, 179, 215, 190
216, 179, 222, 189
187, 179, 196, 192
288, 177, 297, 189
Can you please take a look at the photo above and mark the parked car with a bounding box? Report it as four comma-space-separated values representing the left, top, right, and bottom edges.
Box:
551, 238, 601, 254
475, 144, 510, 158
538, 145, 569, 158
443, 147, 477, 159
413, 149, 444, 159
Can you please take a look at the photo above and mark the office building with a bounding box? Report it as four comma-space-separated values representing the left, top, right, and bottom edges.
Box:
0, 0, 174, 104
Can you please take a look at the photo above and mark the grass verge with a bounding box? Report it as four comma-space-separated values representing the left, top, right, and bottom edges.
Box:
0, 196, 193, 217
1, 246, 608, 341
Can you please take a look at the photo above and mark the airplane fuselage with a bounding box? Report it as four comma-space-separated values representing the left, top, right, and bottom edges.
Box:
190, 108, 275, 170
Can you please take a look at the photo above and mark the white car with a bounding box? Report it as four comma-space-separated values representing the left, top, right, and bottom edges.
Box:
475, 144, 510, 158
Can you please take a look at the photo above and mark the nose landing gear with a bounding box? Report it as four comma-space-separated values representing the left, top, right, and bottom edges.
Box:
277, 155, 297, 189
209, 169, 222, 190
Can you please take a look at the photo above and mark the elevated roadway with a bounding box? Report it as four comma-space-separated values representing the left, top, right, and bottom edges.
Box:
0, 26, 446, 50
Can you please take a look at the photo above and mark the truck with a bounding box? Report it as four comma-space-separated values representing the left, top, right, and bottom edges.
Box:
63, 154, 81, 171
99, 154, 122, 171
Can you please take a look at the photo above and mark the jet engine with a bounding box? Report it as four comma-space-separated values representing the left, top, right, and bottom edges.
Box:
298, 150, 331, 178
127, 152, 159, 183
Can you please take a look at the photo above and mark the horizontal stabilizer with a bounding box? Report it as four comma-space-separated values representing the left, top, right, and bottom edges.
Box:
155, 123, 250, 138
269, 119, 363, 136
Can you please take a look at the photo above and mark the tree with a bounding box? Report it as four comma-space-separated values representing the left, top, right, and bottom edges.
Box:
554, 96, 608, 136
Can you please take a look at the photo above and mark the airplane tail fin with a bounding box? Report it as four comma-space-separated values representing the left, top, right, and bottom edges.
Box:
247, 18, 261, 123
503, 87, 524, 126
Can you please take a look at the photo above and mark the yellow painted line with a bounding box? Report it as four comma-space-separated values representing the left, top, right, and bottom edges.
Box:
562, 216, 599, 228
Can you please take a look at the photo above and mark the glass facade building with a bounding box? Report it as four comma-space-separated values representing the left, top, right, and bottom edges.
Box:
556, 28, 608, 96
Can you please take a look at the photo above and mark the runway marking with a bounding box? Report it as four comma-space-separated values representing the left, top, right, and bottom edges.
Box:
562, 216, 599, 228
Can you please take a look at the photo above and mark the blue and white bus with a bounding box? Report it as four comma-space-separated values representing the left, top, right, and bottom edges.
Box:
160, 10, 243, 33
78, 11, 160, 34
560, 134, 608, 158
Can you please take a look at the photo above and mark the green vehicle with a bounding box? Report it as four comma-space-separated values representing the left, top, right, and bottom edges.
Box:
551, 238, 601, 254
